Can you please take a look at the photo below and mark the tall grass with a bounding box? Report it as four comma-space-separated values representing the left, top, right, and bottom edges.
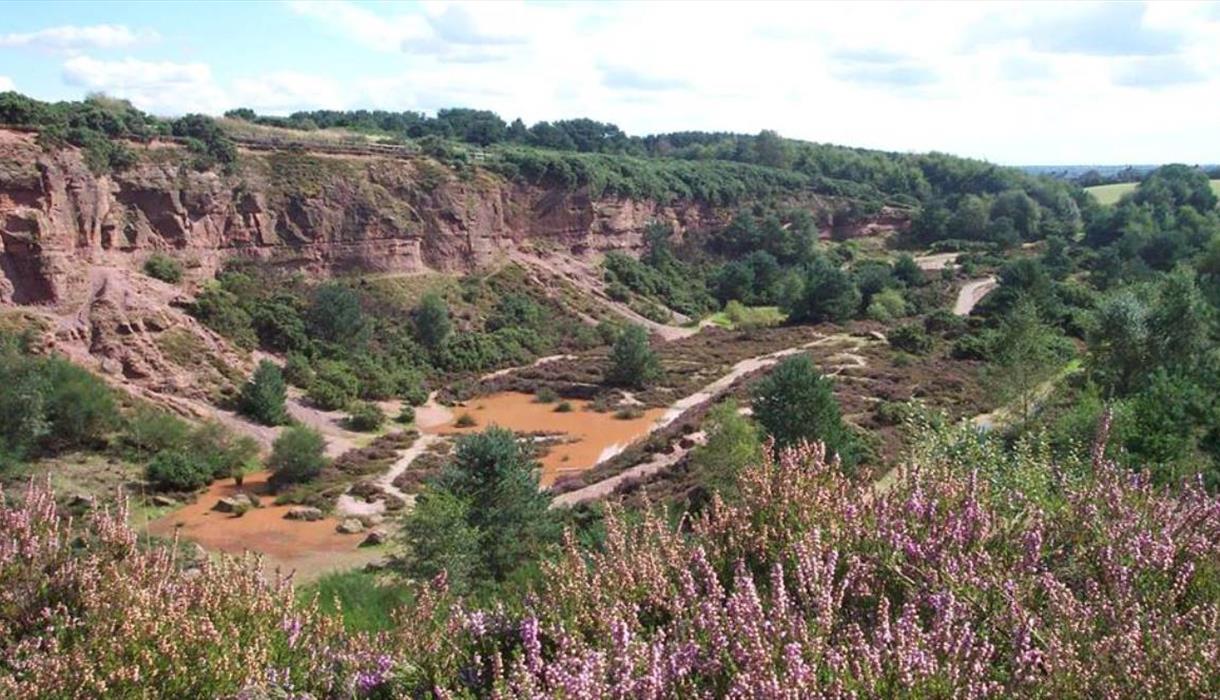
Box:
297, 570, 414, 633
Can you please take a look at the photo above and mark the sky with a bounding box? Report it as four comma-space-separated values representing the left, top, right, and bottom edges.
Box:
2, 1, 1219, 165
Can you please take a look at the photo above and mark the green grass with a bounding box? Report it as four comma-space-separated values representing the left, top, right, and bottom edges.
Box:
706, 306, 786, 330
296, 569, 414, 633
1085, 179, 1220, 206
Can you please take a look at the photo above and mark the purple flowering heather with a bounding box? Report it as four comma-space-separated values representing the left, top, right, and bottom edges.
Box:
2, 426, 1218, 698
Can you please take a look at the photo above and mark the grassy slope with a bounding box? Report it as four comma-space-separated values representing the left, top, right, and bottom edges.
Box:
1085, 179, 1220, 205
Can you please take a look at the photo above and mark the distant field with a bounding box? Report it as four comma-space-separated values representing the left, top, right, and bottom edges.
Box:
1085, 179, 1220, 206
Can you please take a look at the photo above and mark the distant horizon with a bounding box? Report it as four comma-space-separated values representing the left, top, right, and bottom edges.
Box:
2, 2, 1220, 164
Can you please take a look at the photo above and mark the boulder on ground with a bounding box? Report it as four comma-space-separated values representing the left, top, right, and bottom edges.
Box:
213, 493, 254, 513
336, 518, 365, 535
152, 495, 178, 508
284, 505, 325, 522
364, 558, 390, 572
359, 513, 385, 528
361, 528, 388, 547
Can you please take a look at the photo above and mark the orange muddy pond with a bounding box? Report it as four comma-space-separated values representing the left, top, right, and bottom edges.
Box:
429, 391, 666, 486
146, 470, 368, 578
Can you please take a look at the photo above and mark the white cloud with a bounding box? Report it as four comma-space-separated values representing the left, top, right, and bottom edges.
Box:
0, 24, 154, 52
61, 57, 227, 114
0, 76, 13, 91
287, 0, 529, 61
25, 2, 1220, 163
232, 72, 347, 113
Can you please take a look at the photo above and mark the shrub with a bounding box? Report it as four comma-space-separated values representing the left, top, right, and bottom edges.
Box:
614, 406, 644, 420
455, 413, 477, 428
397, 368, 429, 406
413, 293, 451, 353
346, 401, 386, 432
39, 358, 118, 451
123, 406, 192, 456
951, 331, 996, 360
534, 387, 559, 404
865, 288, 907, 322
268, 425, 328, 484
888, 323, 933, 355
307, 360, 359, 411
554, 401, 573, 413
924, 308, 968, 336
604, 325, 661, 388
282, 352, 315, 388
143, 253, 183, 283
146, 450, 213, 492
396, 405, 415, 424
752, 355, 855, 466
238, 360, 288, 426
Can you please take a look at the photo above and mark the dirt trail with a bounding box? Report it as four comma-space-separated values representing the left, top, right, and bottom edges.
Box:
553, 431, 707, 507
953, 276, 998, 316
914, 252, 960, 271
480, 354, 577, 381
510, 251, 700, 341
554, 333, 872, 506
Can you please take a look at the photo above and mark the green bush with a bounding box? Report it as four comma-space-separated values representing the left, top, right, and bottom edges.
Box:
924, 309, 968, 337
146, 450, 213, 492
308, 360, 359, 411
346, 401, 386, 432
554, 401, 573, 413
752, 355, 855, 467
865, 289, 907, 322
39, 358, 118, 451
238, 360, 288, 426
283, 352, 315, 388
534, 387, 559, 404
123, 406, 192, 457
455, 413, 477, 428
604, 325, 661, 388
888, 323, 934, 355
143, 253, 184, 283
951, 331, 996, 361
269, 426, 328, 484
395, 405, 415, 424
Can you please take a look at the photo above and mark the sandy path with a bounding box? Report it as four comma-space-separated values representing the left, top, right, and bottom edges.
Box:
953, 276, 998, 316
553, 431, 707, 507
914, 252, 960, 271
554, 333, 871, 506
510, 251, 700, 341
480, 354, 577, 381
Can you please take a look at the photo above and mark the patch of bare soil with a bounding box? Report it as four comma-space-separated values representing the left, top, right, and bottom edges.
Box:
145, 471, 381, 582
954, 276, 998, 316
425, 391, 666, 486
510, 250, 698, 340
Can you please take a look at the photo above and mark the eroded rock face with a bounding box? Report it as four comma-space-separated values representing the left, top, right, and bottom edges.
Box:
0, 132, 763, 305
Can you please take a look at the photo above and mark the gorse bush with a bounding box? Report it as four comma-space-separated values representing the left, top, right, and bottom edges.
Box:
142, 253, 183, 283
346, 401, 386, 432
604, 324, 661, 388
0, 334, 117, 465
4, 428, 1219, 697
238, 360, 288, 426
145, 450, 212, 492
269, 425, 328, 484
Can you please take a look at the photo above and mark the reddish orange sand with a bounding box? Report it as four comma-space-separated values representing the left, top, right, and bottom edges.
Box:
145, 470, 366, 579
429, 392, 666, 486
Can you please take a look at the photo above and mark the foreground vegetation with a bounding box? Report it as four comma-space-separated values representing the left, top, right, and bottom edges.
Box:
2, 419, 1217, 697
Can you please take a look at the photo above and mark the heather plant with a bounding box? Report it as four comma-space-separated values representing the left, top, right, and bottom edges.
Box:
0, 482, 382, 698
3, 425, 1219, 698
